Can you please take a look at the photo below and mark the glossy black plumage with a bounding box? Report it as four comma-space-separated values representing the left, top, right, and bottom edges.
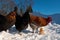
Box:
0, 15, 7, 31
15, 6, 33, 32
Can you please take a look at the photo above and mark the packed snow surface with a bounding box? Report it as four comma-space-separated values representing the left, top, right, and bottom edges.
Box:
0, 23, 60, 40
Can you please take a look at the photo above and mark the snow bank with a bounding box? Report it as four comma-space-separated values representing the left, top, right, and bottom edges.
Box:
0, 23, 60, 40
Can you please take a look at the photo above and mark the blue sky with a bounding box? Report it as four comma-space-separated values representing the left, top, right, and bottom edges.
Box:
32, 0, 60, 15
0, 0, 60, 15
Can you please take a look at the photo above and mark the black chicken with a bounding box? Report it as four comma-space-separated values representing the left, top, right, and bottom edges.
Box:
0, 15, 7, 31
15, 6, 33, 32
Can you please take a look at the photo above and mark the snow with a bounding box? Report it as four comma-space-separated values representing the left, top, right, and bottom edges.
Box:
0, 23, 60, 40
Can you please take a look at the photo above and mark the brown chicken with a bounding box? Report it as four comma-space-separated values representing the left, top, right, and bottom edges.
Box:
0, 7, 17, 32
29, 14, 52, 34
39, 27, 45, 35
5, 7, 17, 31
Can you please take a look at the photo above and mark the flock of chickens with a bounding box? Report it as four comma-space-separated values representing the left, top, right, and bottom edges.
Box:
0, 6, 52, 34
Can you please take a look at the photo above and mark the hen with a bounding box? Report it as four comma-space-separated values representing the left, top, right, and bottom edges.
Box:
0, 14, 7, 31
0, 7, 17, 32
29, 14, 52, 33
15, 6, 32, 32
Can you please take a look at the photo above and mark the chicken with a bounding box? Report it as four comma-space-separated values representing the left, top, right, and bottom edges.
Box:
0, 14, 7, 31
29, 14, 52, 34
0, 7, 17, 32
15, 6, 33, 32
39, 27, 45, 35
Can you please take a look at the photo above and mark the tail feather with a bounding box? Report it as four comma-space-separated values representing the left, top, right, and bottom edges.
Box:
47, 16, 52, 23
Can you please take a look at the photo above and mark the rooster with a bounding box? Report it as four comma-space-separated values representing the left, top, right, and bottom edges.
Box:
15, 6, 33, 32
29, 14, 52, 34
0, 7, 17, 32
